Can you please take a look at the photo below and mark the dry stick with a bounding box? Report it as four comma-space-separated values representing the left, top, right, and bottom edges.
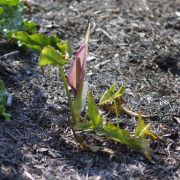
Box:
0, 51, 19, 60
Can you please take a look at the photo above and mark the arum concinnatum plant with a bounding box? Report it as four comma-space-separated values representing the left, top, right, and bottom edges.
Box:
17, 22, 158, 160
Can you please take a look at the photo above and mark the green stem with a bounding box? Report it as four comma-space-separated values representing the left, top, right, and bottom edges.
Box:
58, 66, 85, 148
59, 66, 72, 108
114, 99, 120, 129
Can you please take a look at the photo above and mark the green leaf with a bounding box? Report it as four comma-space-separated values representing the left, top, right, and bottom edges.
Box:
57, 41, 72, 56
0, 80, 9, 105
99, 83, 125, 105
0, 105, 11, 121
0, 0, 25, 38
0, 80, 11, 121
39, 46, 68, 67
0, 7, 4, 15
99, 83, 116, 105
73, 120, 93, 131
87, 91, 102, 129
23, 20, 37, 34
0, 0, 19, 6
97, 121, 153, 160
13, 31, 71, 55
13, 31, 52, 52
112, 84, 125, 99
135, 114, 158, 140
99, 122, 132, 145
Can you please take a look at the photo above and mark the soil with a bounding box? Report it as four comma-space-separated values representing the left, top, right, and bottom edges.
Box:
0, 0, 180, 179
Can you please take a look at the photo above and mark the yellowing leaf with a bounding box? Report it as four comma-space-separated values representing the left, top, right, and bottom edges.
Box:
135, 114, 158, 140
39, 46, 67, 67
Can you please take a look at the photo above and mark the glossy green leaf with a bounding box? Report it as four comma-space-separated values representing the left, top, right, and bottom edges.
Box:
87, 92, 102, 129
135, 114, 158, 140
39, 46, 67, 67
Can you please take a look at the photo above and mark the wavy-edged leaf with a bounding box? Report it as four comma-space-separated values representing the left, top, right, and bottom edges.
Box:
13, 32, 68, 54
39, 46, 67, 67
13, 31, 51, 52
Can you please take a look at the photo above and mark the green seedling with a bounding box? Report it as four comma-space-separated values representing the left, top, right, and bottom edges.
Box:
0, 80, 11, 120
0, 0, 37, 38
